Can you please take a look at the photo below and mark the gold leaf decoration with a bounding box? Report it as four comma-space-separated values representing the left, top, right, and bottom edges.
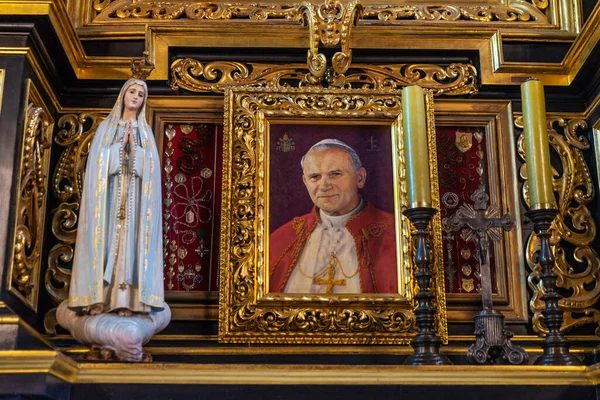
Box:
97, 1, 546, 23
44, 112, 107, 334
111, 2, 301, 20
363, 4, 539, 22
299, 0, 362, 80
93, 0, 118, 14
115, 2, 186, 19
11, 88, 54, 311
171, 60, 311, 92
344, 64, 478, 95
527, 0, 549, 13
171, 59, 478, 96
52, 113, 106, 203
516, 116, 600, 335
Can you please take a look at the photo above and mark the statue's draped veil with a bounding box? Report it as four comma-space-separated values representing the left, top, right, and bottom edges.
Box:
68, 78, 164, 309
97, 79, 153, 148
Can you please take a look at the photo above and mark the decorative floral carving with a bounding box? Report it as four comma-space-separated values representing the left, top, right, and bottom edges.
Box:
344, 64, 478, 96
44, 113, 107, 334
516, 116, 600, 335
363, 4, 541, 22
171, 59, 478, 95
95, 1, 547, 23
109, 2, 301, 20
11, 93, 54, 311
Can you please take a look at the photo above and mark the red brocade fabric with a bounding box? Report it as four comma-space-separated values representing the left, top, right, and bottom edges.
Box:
436, 127, 497, 294
160, 124, 496, 295
161, 124, 222, 292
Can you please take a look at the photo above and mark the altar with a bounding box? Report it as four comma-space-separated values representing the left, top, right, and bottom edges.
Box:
1, 1, 600, 398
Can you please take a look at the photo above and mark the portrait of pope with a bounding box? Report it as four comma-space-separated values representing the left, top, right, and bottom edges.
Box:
269, 138, 399, 294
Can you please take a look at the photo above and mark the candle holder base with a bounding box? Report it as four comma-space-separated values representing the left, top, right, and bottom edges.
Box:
526, 208, 582, 367
404, 336, 452, 365
535, 337, 581, 366
467, 309, 528, 365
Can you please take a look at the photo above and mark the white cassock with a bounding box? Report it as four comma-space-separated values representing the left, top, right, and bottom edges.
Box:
284, 202, 362, 293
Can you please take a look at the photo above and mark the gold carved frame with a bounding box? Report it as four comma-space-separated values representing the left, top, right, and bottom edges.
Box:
219, 86, 447, 344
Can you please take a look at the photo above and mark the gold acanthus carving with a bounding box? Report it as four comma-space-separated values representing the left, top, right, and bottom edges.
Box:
97, 1, 547, 23
170, 59, 478, 95
44, 113, 107, 334
111, 2, 301, 20
11, 102, 53, 311
362, 3, 544, 22
299, 0, 362, 81
515, 116, 600, 335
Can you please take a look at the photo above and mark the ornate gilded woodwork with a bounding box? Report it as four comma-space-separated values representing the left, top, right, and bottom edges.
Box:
92, 0, 549, 24
92, 0, 117, 16
515, 116, 600, 335
171, 59, 478, 95
8, 81, 54, 311
362, 3, 543, 22
6, 1, 597, 84
219, 86, 448, 343
113, 2, 300, 20
299, 0, 362, 81
44, 112, 107, 333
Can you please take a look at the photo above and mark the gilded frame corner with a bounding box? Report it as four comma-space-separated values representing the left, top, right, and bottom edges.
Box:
218, 86, 447, 344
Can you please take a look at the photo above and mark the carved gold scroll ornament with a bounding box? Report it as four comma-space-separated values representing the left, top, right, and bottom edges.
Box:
94, 1, 547, 23
298, 0, 362, 83
516, 116, 600, 336
10, 87, 54, 311
171, 59, 478, 95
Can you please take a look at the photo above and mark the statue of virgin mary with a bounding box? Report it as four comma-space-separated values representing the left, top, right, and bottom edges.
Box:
68, 78, 165, 316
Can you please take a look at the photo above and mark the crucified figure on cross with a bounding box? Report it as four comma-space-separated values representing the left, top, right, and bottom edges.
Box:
313, 253, 348, 294
443, 185, 528, 365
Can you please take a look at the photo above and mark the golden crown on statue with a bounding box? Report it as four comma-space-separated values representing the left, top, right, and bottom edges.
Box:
131, 51, 154, 81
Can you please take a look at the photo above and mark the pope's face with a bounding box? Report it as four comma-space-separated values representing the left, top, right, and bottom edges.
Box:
302, 147, 366, 216
123, 84, 145, 113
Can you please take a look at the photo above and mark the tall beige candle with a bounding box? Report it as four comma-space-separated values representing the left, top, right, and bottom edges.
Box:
520, 79, 556, 209
402, 85, 432, 208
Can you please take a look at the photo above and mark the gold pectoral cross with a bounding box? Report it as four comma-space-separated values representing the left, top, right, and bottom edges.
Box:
313, 252, 346, 294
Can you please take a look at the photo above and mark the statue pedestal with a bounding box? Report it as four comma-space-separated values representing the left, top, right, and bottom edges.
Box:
57, 301, 171, 362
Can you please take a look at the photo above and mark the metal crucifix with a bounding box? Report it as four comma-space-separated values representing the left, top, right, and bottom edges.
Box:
443, 186, 528, 365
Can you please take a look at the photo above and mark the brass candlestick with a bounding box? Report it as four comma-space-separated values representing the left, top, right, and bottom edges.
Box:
403, 207, 452, 365
526, 208, 581, 366
443, 187, 527, 365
